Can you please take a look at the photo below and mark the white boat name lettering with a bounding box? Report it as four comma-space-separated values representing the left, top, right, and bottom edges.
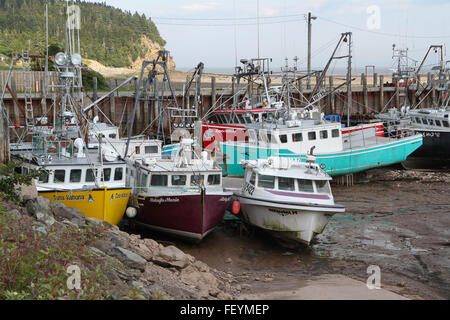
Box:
150, 197, 180, 204
219, 197, 231, 202
53, 195, 86, 201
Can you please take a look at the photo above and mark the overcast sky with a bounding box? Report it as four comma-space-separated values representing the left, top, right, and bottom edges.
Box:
86, 0, 450, 73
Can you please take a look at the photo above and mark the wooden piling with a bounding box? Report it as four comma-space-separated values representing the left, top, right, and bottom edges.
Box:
362, 73, 369, 113
379, 75, 384, 112
211, 77, 217, 107
0, 108, 10, 164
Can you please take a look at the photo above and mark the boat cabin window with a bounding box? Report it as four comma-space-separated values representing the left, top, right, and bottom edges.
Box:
249, 172, 256, 185
415, 117, 422, 124
145, 145, 159, 154
244, 115, 252, 124
443, 120, 449, 127
429, 119, 435, 126
135, 146, 141, 155
208, 174, 221, 186
279, 135, 288, 144
109, 134, 117, 139
172, 175, 187, 186
151, 174, 168, 187
191, 175, 205, 186
102, 168, 112, 182
278, 177, 295, 191
297, 179, 314, 193
435, 120, 442, 127
141, 174, 148, 188
308, 132, 317, 141
39, 171, 49, 184
315, 180, 331, 195
320, 130, 328, 139
258, 174, 275, 189
292, 133, 303, 142
114, 168, 123, 181
54, 170, 66, 184
86, 169, 96, 183
70, 169, 82, 183
422, 118, 428, 125
332, 129, 340, 138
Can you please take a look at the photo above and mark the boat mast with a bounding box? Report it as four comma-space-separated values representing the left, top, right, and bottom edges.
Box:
345, 32, 352, 127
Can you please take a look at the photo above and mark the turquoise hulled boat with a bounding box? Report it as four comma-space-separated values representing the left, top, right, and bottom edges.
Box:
219, 120, 423, 177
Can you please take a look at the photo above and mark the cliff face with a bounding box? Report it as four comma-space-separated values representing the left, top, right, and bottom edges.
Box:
84, 35, 176, 78
131, 36, 176, 71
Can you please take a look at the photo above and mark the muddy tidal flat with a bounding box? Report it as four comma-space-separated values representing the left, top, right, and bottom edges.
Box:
130, 168, 450, 300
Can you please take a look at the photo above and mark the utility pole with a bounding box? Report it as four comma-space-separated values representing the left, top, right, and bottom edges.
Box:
307, 12, 317, 89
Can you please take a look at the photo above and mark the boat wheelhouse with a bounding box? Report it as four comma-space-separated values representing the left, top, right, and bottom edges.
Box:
126, 139, 232, 242
13, 136, 131, 225
234, 157, 345, 245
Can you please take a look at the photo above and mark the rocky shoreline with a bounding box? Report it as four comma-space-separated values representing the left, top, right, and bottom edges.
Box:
0, 196, 238, 300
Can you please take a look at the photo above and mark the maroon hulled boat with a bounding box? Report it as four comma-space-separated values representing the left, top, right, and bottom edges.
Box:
127, 139, 232, 242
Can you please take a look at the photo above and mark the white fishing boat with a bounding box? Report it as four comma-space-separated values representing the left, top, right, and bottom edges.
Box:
233, 156, 345, 245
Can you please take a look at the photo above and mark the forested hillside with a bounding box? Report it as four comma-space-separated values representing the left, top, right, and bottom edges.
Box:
0, 0, 166, 68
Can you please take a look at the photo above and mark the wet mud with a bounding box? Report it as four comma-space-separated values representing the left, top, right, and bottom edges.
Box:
125, 168, 450, 300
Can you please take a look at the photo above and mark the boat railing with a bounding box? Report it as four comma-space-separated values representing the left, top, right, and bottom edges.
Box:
32, 135, 74, 159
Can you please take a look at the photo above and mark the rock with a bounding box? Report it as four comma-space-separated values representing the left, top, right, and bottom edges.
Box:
226, 258, 232, 263
5, 209, 21, 220
36, 211, 55, 226
153, 246, 190, 269
263, 277, 274, 283
32, 222, 47, 235
130, 243, 154, 261
194, 260, 210, 273
24, 197, 55, 226
180, 265, 220, 298
113, 247, 147, 271
105, 229, 129, 248
86, 217, 114, 229
52, 205, 85, 226
92, 239, 116, 255
217, 292, 232, 300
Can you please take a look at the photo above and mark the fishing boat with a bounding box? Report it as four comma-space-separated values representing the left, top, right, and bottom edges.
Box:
233, 156, 345, 245
219, 107, 423, 176
125, 139, 232, 242
376, 45, 450, 169
10, 4, 131, 225
14, 137, 131, 225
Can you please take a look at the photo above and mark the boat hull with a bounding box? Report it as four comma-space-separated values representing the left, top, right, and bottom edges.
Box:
402, 130, 450, 169
134, 193, 232, 241
237, 195, 343, 245
39, 187, 131, 226
220, 135, 423, 176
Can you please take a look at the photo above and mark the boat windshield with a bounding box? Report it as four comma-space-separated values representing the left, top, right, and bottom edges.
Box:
297, 179, 314, 193
258, 175, 275, 189
315, 180, 331, 195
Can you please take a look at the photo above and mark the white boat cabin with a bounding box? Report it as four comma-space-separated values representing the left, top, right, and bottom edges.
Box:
246, 122, 343, 154
241, 158, 335, 205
